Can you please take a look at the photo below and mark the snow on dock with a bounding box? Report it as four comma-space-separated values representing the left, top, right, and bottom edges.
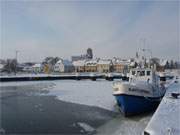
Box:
0, 73, 123, 82
143, 78, 180, 135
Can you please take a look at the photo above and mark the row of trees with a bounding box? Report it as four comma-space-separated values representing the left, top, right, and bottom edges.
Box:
3, 59, 17, 73
164, 60, 179, 69
131, 58, 179, 70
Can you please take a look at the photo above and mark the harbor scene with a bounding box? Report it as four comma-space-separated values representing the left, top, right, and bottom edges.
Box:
0, 73, 179, 135
0, 1, 180, 135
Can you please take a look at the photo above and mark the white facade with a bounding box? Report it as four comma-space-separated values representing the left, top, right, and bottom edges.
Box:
32, 63, 42, 73
0, 64, 4, 72
85, 59, 98, 66
54, 60, 74, 73
97, 59, 113, 73
73, 60, 86, 72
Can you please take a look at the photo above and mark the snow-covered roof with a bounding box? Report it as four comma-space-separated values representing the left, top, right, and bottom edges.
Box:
113, 59, 130, 65
32, 63, 41, 68
85, 59, 98, 66
55, 59, 72, 65
0, 64, 4, 69
130, 62, 136, 66
160, 59, 167, 66
56, 59, 63, 64
73, 60, 86, 66
97, 59, 112, 65
144, 80, 180, 135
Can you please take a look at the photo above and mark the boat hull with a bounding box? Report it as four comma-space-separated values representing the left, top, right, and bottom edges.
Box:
114, 94, 161, 116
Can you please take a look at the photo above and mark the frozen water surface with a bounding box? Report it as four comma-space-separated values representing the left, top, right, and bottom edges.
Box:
1, 76, 178, 135
0, 80, 116, 111
47, 80, 117, 111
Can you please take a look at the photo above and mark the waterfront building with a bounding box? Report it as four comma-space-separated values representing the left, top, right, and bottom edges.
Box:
42, 57, 60, 73
84, 59, 98, 72
71, 55, 87, 62
86, 48, 93, 59
97, 59, 113, 73
157, 59, 168, 72
112, 58, 130, 73
54, 59, 74, 73
21, 62, 35, 73
32, 63, 42, 73
0, 59, 6, 72
0, 63, 4, 72
73, 60, 86, 72
71, 48, 93, 61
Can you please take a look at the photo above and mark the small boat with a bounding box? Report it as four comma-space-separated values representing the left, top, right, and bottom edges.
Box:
113, 68, 166, 116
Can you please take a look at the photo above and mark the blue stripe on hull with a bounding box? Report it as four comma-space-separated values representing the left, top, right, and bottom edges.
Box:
114, 94, 161, 116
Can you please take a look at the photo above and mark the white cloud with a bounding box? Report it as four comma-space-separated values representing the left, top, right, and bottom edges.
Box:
1, 1, 179, 62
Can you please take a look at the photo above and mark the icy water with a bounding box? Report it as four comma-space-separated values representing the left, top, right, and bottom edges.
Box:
0, 80, 154, 135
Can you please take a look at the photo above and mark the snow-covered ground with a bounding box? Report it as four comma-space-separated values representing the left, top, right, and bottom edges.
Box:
45, 80, 117, 111
96, 113, 152, 135
144, 78, 180, 135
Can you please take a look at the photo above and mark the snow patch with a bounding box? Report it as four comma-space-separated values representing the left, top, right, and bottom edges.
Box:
77, 122, 95, 132
48, 80, 117, 111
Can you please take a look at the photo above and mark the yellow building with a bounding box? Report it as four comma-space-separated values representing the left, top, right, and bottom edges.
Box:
43, 64, 50, 74
97, 59, 113, 73
112, 58, 130, 73
84, 60, 97, 72
73, 60, 85, 72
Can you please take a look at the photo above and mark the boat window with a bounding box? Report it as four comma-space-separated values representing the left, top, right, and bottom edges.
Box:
147, 71, 151, 76
132, 71, 136, 75
137, 71, 145, 76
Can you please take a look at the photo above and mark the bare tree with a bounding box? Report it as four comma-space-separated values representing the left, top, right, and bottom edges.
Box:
4, 59, 17, 73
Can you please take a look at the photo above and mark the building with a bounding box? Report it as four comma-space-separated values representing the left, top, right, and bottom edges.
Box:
97, 59, 113, 73
0, 63, 4, 72
42, 57, 60, 73
54, 59, 74, 73
32, 63, 42, 73
0, 59, 6, 72
84, 59, 97, 72
71, 48, 93, 61
71, 55, 87, 62
21, 62, 35, 73
86, 48, 93, 59
73, 60, 86, 72
112, 58, 130, 73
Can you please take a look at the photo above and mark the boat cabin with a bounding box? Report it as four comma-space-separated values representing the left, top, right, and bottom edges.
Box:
129, 68, 156, 83
130, 68, 152, 76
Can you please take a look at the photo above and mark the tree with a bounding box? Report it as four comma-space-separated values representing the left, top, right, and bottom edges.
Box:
165, 61, 170, 69
4, 59, 17, 73
170, 60, 174, 69
174, 61, 178, 69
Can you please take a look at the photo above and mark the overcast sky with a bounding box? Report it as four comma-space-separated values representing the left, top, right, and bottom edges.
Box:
0, 0, 179, 62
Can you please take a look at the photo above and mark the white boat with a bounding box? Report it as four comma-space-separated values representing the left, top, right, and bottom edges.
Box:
113, 68, 166, 116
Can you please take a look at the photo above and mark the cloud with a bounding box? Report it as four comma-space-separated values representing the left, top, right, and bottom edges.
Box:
1, 1, 179, 62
